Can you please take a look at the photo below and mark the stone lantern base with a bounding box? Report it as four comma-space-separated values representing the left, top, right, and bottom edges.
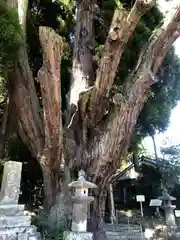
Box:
63, 231, 93, 240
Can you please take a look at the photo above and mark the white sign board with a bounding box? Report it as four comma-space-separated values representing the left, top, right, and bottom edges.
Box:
175, 210, 180, 217
149, 199, 162, 207
136, 195, 145, 202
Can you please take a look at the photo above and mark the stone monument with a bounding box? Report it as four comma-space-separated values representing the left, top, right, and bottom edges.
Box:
0, 161, 41, 240
0, 161, 22, 204
64, 170, 97, 240
159, 188, 176, 227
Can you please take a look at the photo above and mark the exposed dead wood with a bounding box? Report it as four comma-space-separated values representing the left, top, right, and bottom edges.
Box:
67, 0, 96, 147
69, 0, 95, 111
37, 27, 64, 206
38, 27, 64, 170
88, 0, 155, 126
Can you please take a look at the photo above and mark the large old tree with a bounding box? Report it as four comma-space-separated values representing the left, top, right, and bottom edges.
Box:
4, 0, 180, 236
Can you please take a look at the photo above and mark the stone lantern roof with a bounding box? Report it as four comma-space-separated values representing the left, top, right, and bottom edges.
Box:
68, 170, 97, 189
158, 188, 176, 201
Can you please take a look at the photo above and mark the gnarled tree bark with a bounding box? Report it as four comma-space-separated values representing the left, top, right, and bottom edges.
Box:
6, 0, 180, 237
0, 94, 10, 158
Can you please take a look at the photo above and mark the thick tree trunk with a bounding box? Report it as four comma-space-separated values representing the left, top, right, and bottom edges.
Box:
0, 94, 10, 158
6, 0, 180, 237
8, 67, 44, 156
88, 187, 108, 240
45, 166, 72, 233
41, 165, 61, 208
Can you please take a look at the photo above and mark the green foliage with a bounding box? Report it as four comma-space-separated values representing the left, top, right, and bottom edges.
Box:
31, 205, 70, 239
156, 145, 180, 190
130, 49, 180, 153
161, 144, 180, 159
31, 209, 64, 240
0, 0, 22, 74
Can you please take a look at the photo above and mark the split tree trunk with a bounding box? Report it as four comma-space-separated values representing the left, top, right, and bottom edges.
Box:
6, 0, 180, 237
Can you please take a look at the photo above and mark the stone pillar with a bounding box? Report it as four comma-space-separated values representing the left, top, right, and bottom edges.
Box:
0, 161, 41, 240
64, 170, 97, 240
0, 161, 22, 204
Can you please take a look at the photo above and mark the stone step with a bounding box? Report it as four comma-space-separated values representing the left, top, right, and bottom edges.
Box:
0, 204, 25, 216
106, 229, 142, 231
28, 232, 41, 240
0, 215, 31, 228
105, 227, 142, 231
106, 232, 141, 236
0, 229, 41, 240
106, 231, 145, 240
0, 226, 37, 234
105, 226, 142, 232
105, 224, 141, 228
107, 237, 144, 240
106, 231, 142, 236
107, 235, 145, 239
105, 228, 141, 233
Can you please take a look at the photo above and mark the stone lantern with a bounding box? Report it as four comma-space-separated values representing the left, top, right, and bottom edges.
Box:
64, 170, 97, 240
158, 188, 176, 226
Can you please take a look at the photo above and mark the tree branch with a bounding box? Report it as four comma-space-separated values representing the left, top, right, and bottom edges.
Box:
88, 0, 155, 125
89, 2, 180, 180
37, 27, 64, 169
126, 3, 180, 90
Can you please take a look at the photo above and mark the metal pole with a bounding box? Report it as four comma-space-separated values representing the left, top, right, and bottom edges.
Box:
140, 201, 144, 218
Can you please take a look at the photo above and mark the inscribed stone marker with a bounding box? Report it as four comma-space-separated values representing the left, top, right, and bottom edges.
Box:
0, 161, 22, 204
